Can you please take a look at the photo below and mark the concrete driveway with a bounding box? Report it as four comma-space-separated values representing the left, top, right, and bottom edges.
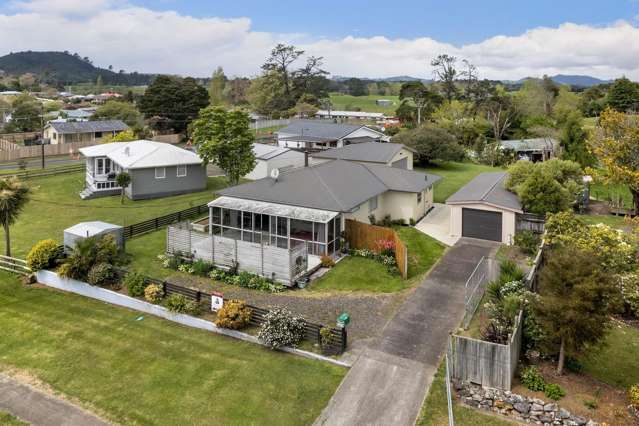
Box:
315, 238, 500, 426
416, 203, 459, 246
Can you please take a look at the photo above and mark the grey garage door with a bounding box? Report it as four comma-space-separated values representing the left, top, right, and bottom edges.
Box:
391, 157, 409, 169
462, 208, 502, 242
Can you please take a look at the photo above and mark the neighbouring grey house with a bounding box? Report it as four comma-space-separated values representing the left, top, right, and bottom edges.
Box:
500, 138, 557, 162
62, 107, 97, 121
63, 221, 124, 253
245, 143, 306, 180
43, 120, 129, 144
446, 172, 523, 244
79, 140, 206, 200
309, 142, 416, 170
276, 120, 389, 150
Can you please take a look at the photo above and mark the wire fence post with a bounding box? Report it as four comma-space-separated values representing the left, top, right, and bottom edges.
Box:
445, 353, 455, 426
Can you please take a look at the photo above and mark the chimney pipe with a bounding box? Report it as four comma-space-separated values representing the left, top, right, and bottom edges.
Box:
304, 149, 308, 167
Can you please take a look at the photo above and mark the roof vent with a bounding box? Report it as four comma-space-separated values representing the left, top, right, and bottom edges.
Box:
124, 146, 130, 156
270, 168, 280, 181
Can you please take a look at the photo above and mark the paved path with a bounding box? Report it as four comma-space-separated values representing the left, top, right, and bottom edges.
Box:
0, 373, 109, 426
315, 238, 499, 426
416, 203, 459, 246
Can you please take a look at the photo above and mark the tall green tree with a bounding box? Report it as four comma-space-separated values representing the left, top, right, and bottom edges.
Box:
607, 77, 639, 112
139, 75, 209, 133
398, 81, 442, 125
536, 248, 620, 374
0, 177, 29, 257
430, 54, 459, 102
392, 125, 465, 165
6, 94, 41, 132
209, 67, 227, 106
191, 107, 255, 184
560, 111, 595, 168
261, 44, 304, 107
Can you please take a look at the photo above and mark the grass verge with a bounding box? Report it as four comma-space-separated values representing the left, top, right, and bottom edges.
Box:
0, 272, 345, 425
0, 412, 27, 426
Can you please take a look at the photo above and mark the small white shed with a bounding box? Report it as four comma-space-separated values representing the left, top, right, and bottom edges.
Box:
63, 221, 124, 253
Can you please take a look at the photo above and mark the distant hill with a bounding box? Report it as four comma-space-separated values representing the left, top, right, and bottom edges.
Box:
331, 75, 431, 83
511, 74, 611, 88
0, 51, 154, 86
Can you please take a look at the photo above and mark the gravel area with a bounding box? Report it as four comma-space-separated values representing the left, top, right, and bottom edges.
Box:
167, 273, 409, 345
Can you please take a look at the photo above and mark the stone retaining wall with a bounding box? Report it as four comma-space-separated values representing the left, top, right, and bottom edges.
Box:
455, 381, 597, 426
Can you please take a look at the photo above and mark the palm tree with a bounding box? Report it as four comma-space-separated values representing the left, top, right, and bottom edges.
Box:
0, 177, 30, 257
115, 172, 131, 205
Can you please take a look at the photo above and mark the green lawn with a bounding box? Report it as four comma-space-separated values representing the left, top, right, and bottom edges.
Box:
126, 230, 174, 279
417, 161, 504, 203
0, 172, 229, 257
580, 214, 628, 228
309, 227, 445, 293
579, 322, 639, 389
417, 362, 514, 426
0, 272, 345, 425
0, 412, 26, 426
328, 93, 399, 114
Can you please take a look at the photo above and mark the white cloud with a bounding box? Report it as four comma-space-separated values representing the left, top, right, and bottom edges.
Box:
1, 0, 638, 80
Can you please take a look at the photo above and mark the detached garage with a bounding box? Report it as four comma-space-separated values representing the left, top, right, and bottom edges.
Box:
446, 172, 523, 244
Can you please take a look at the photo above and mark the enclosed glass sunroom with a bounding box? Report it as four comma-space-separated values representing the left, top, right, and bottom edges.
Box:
207, 196, 343, 257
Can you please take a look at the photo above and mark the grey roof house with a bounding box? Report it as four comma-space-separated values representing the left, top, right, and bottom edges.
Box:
310, 142, 416, 170
79, 140, 206, 200
276, 120, 388, 150
500, 138, 557, 162
245, 143, 305, 180
446, 172, 523, 244
208, 159, 440, 259
44, 120, 128, 144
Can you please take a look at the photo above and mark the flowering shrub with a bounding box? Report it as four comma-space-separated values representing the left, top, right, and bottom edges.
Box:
350, 247, 399, 274
157, 253, 184, 270
375, 239, 395, 257
177, 263, 194, 274
26, 239, 63, 271
87, 263, 117, 287
621, 274, 639, 316
214, 299, 252, 330
144, 283, 163, 303
257, 307, 306, 348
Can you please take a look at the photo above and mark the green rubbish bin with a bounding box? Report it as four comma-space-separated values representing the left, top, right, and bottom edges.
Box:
337, 312, 350, 328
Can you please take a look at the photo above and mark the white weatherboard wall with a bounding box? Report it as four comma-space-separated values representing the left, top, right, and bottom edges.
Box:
35, 270, 350, 367
449, 204, 516, 245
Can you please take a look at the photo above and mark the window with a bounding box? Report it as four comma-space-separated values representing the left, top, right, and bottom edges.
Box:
368, 196, 378, 212
155, 167, 166, 179
95, 131, 103, 138
417, 192, 422, 203
95, 158, 111, 175
211, 207, 221, 225
177, 165, 187, 177
53, 133, 57, 140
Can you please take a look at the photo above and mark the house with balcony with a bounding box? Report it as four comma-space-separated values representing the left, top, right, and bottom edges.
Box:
43, 120, 128, 144
78, 140, 206, 200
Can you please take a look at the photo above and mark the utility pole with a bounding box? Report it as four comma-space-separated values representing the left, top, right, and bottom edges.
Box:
40, 103, 45, 169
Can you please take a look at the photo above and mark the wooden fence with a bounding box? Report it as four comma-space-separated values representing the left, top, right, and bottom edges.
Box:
0, 138, 21, 151
140, 272, 347, 354
0, 164, 85, 180
344, 219, 408, 279
123, 204, 209, 239
448, 311, 523, 390
0, 131, 41, 143
0, 255, 31, 275
516, 213, 546, 234
0, 140, 94, 162
448, 242, 545, 390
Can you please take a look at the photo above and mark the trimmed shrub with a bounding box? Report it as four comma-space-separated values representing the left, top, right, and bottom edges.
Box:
164, 293, 199, 315
320, 255, 335, 268
630, 384, 639, 408
257, 307, 306, 349
124, 272, 147, 297
544, 383, 566, 400
87, 262, 116, 287
26, 239, 63, 271
520, 366, 546, 392
214, 299, 252, 330
514, 230, 540, 255
144, 283, 163, 304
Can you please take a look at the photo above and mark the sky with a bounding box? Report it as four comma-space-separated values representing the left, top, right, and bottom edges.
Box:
0, 0, 638, 80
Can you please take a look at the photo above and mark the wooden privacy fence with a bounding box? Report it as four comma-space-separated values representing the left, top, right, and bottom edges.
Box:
139, 272, 347, 354
344, 219, 408, 279
448, 311, 524, 390
123, 204, 208, 239
516, 213, 546, 235
0, 255, 31, 275
0, 138, 21, 151
0, 140, 95, 162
